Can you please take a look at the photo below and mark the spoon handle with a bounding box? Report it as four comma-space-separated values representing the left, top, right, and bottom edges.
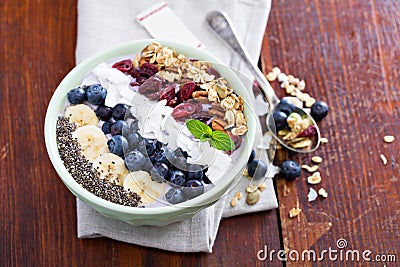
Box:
206, 11, 279, 107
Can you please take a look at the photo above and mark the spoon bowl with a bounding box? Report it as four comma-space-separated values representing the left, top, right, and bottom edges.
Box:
206, 11, 320, 153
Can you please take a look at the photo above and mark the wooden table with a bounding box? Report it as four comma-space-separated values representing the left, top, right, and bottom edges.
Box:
1, 0, 398, 266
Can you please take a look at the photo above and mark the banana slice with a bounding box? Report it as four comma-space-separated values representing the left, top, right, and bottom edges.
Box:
72, 125, 109, 162
123, 171, 165, 205
92, 153, 128, 186
65, 104, 98, 127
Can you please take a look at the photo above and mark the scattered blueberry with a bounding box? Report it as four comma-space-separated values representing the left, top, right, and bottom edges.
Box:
276, 98, 294, 115
86, 84, 107, 105
273, 111, 288, 131
311, 100, 329, 121
107, 135, 128, 157
143, 139, 157, 156
150, 162, 169, 182
124, 150, 146, 171
126, 132, 141, 150
281, 160, 301, 180
165, 188, 186, 204
248, 149, 256, 163
187, 164, 203, 181
110, 120, 128, 136
183, 180, 204, 199
169, 171, 186, 186
67, 87, 86, 104
95, 105, 113, 121
247, 160, 268, 180
152, 148, 168, 165
112, 103, 129, 120
101, 121, 112, 135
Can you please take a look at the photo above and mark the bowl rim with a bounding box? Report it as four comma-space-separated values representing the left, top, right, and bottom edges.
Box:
44, 39, 256, 215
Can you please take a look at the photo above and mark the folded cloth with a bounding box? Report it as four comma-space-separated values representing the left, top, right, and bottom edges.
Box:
76, 0, 276, 253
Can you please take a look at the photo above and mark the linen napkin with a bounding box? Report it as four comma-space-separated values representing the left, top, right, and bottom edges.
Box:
76, 0, 277, 253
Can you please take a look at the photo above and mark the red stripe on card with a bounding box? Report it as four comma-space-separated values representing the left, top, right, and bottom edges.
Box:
138, 3, 168, 21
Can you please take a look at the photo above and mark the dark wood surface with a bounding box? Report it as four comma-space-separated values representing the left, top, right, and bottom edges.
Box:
1, 0, 398, 266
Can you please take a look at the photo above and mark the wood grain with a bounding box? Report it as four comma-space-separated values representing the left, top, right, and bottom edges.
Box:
261, 0, 399, 266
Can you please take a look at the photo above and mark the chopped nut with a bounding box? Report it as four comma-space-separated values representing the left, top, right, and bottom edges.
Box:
231, 125, 248, 136
289, 207, 301, 218
258, 183, 267, 191
208, 108, 226, 118
235, 191, 243, 200
312, 156, 323, 164
301, 164, 319, 172
305, 98, 316, 108
298, 80, 306, 90
380, 154, 388, 165
192, 90, 208, 98
291, 139, 312, 148
318, 188, 328, 198
211, 119, 226, 132
243, 168, 250, 177
266, 72, 277, 82
307, 172, 322, 184
246, 190, 261, 205
320, 137, 329, 144
230, 197, 238, 207
383, 135, 395, 143
224, 109, 236, 125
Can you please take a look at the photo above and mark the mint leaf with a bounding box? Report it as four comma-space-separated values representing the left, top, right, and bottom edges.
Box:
186, 119, 212, 139
199, 133, 212, 142
210, 131, 235, 151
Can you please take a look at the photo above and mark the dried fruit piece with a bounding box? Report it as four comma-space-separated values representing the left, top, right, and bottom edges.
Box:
138, 76, 163, 94
139, 62, 159, 78
289, 207, 301, 218
171, 100, 202, 119
383, 135, 395, 143
177, 81, 196, 102
112, 59, 133, 73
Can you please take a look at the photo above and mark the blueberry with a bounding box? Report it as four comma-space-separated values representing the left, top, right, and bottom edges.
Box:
311, 100, 329, 121
126, 132, 141, 150
273, 111, 288, 131
150, 162, 169, 182
112, 103, 129, 120
247, 160, 268, 180
110, 120, 128, 136
281, 160, 301, 180
165, 188, 186, 204
152, 149, 168, 165
101, 121, 112, 135
67, 87, 86, 104
95, 105, 113, 121
124, 150, 146, 171
107, 135, 128, 157
276, 98, 294, 115
169, 171, 186, 186
172, 156, 189, 171
183, 180, 204, 199
86, 84, 107, 105
187, 164, 203, 180
174, 148, 189, 158
248, 149, 256, 163
143, 139, 157, 156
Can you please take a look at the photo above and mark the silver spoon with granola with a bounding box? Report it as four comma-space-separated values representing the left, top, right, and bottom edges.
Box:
206, 11, 320, 153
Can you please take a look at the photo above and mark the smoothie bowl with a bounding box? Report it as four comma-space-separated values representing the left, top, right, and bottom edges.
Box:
45, 40, 256, 226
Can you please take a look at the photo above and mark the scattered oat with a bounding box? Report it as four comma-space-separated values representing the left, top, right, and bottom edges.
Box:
301, 164, 319, 172
230, 197, 238, 207
243, 168, 250, 177
246, 189, 261, 205
307, 172, 322, 184
383, 135, 395, 143
312, 156, 323, 164
318, 188, 328, 198
289, 207, 301, 218
246, 184, 258, 193
320, 137, 329, 144
380, 154, 388, 165
308, 188, 318, 202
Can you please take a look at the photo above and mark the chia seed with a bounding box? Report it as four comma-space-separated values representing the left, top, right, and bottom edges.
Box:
56, 116, 142, 207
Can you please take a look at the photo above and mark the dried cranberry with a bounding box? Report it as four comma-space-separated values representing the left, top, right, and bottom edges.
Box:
112, 59, 133, 73
206, 67, 221, 79
177, 81, 196, 103
139, 63, 159, 78
160, 85, 176, 101
297, 125, 317, 137
146, 92, 160, 100
129, 67, 140, 79
139, 76, 162, 94
171, 100, 202, 119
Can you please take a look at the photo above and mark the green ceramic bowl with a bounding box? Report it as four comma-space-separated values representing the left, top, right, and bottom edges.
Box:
44, 40, 256, 226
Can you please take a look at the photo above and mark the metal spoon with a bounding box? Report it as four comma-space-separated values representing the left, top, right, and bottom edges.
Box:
206, 11, 320, 153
